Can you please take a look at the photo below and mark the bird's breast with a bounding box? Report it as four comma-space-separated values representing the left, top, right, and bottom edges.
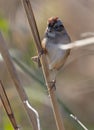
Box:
46, 42, 66, 70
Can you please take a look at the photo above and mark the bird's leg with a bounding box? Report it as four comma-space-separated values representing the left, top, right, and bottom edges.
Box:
31, 49, 44, 67
48, 69, 57, 91
37, 50, 44, 67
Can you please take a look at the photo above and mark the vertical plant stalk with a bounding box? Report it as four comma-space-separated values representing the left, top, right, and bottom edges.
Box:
0, 32, 40, 130
22, 0, 65, 130
0, 80, 19, 130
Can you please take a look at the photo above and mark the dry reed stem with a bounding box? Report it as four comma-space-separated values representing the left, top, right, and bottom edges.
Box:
0, 80, 19, 130
22, 0, 65, 130
59, 37, 94, 50
0, 32, 40, 130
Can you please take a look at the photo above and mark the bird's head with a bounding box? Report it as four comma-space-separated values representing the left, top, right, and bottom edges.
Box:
47, 17, 64, 33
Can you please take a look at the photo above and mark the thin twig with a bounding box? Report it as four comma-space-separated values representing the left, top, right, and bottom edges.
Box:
22, 0, 65, 130
0, 32, 40, 130
70, 114, 88, 130
59, 37, 94, 50
0, 80, 19, 130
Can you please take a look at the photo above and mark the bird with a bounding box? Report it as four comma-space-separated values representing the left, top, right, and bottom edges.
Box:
41, 17, 71, 89
32, 17, 71, 90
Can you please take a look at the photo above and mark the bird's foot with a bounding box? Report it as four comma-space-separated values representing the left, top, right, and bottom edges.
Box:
31, 49, 44, 67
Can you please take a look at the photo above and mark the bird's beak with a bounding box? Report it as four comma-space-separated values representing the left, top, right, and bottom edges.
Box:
47, 27, 52, 32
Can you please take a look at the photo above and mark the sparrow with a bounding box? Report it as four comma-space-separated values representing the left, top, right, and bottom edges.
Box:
32, 17, 71, 90
41, 17, 71, 89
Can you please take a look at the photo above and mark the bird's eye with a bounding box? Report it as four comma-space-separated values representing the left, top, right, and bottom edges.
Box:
60, 25, 64, 28
54, 24, 64, 31
54, 25, 58, 28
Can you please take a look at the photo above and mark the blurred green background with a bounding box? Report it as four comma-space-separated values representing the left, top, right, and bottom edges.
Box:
0, 0, 94, 130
